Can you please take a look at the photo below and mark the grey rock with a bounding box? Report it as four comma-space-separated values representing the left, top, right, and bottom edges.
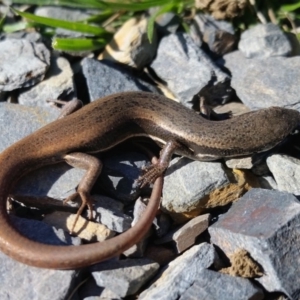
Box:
91, 258, 159, 298
155, 214, 210, 253
180, 269, 264, 300
0, 39, 50, 91
0, 216, 78, 300
1, 31, 42, 43
267, 154, 300, 196
91, 194, 132, 233
191, 14, 236, 55
11, 215, 81, 246
0, 103, 58, 151
162, 157, 229, 214
239, 23, 293, 58
150, 32, 229, 108
139, 243, 219, 300
209, 188, 300, 299
79, 277, 121, 300
18, 55, 75, 107
99, 151, 149, 203
0, 103, 84, 200
222, 51, 300, 110
82, 58, 159, 101
148, 9, 180, 34
0, 250, 76, 300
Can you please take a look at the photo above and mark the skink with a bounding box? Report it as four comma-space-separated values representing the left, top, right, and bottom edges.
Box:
0, 91, 299, 269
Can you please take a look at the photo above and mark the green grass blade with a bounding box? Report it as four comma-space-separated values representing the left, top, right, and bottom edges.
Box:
281, 2, 300, 12
0, 14, 6, 32
12, 0, 182, 10
52, 37, 107, 51
11, 8, 109, 35
11, 0, 106, 9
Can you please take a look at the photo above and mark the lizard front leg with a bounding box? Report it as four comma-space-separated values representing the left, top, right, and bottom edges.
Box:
137, 140, 194, 188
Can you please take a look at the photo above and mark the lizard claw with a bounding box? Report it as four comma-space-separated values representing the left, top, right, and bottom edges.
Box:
63, 191, 94, 234
137, 163, 166, 188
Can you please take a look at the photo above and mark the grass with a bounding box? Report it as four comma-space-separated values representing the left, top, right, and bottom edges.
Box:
0, 0, 299, 52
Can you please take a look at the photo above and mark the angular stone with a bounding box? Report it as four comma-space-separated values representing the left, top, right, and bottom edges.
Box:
91, 194, 132, 233
139, 243, 219, 300
209, 188, 300, 299
91, 258, 159, 298
0, 248, 76, 300
0, 39, 50, 91
99, 151, 149, 203
99, 17, 157, 69
180, 269, 264, 300
78, 277, 121, 300
82, 58, 159, 102
150, 32, 229, 108
222, 51, 300, 110
267, 154, 300, 196
0, 103, 84, 201
162, 157, 230, 220
11, 215, 81, 246
239, 23, 293, 58
18, 55, 75, 107
155, 214, 210, 253
43, 211, 115, 242
191, 14, 236, 55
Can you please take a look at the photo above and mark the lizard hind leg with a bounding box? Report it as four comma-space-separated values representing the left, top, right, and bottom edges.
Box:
63, 152, 103, 233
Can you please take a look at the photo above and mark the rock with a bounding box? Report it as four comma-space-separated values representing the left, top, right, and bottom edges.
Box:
150, 32, 229, 108
191, 14, 237, 55
161, 157, 230, 221
1, 31, 42, 43
43, 211, 115, 242
155, 214, 210, 253
0, 247, 76, 300
222, 51, 300, 110
99, 151, 149, 203
78, 277, 121, 300
220, 249, 263, 278
144, 245, 177, 266
239, 23, 294, 58
82, 58, 159, 102
180, 269, 264, 300
225, 157, 254, 169
267, 154, 300, 196
209, 188, 300, 299
151, 10, 180, 35
11, 214, 81, 246
91, 258, 159, 298
91, 194, 132, 233
0, 39, 50, 92
139, 243, 220, 300
213, 101, 250, 116
98, 17, 157, 69
0, 103, 84, 201
18, 55, 75, 107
